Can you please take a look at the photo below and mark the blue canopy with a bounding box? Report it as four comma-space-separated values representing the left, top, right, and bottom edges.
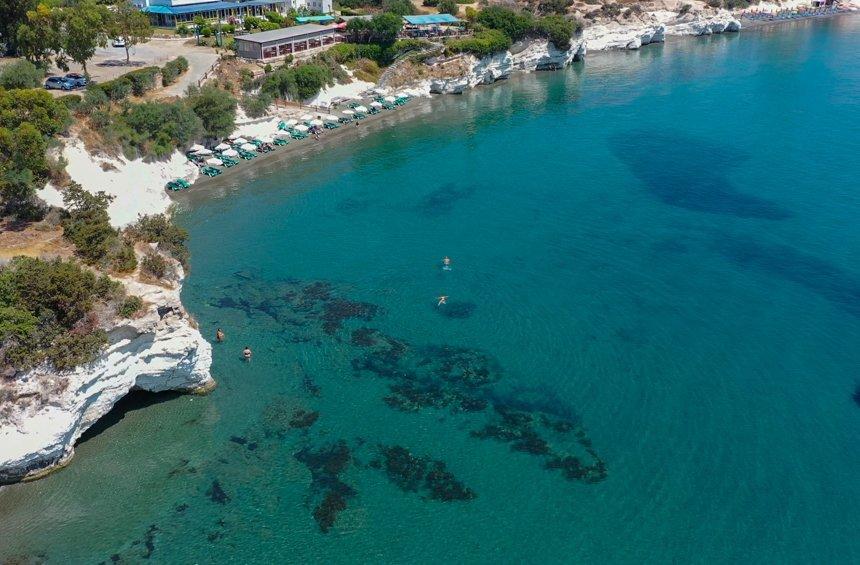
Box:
296, 15, 335, 23
402, 14, 462, 25
143, 1, 277, 15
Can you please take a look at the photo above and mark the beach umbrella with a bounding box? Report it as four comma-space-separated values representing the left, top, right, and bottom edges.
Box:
221, 148, 239, 157
323, 114, 339, 122
285, 118, 299, 127
206, 157, 223, 166
240, 143, 257, 151
258, 136, 274, 144
300, 113, 314, 121
370, 101, 383, 108
214, 142, 231, 151
294, 124, 309, 133
273, 131, 290, 139
309, 119, 324, 127
228, 133, 240, 140
384, 96, 397, 103
189, 143, 205, 152
193, 148, 213, 156
342, 109, 354, 116
233, 137, 249, 145
353, 105, 368, 114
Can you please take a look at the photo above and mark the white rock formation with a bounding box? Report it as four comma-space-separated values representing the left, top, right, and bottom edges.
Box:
0, 261, 214, 484
429, 39, 586, 94
585, 23, 667, 51
669, 15, 742, 36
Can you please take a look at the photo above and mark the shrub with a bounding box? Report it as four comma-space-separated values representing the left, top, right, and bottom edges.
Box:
141, 252, 169, 279
265, 10, 284, 24
239, 68, 256, 91
126, 66, 160, 96
422, 0, 439, 5
437, 0, 459, 16
161, 56, 189, 86
0, 257, 121, 371
78, 87, 109, 115
223, 23, 235, 33
61, 183, 138, 271
476, 6, 534, 42
240, 92, 272, 118
185, 85, 237, 139
446, 29, 511, 56
679, 3, 692, 14
382, 0, 415, 15
47, 330, 108, 371
177, 23, 190, 36
97, 77, 133, 101
258, 21, 280, 31
201, 25, 213, 38
121, 100, 203, 156
118, 295, 144, 318
58, 94, 83, 112
125, 213, 190, 265
534, 15, 576, 50
0, 60, 44, 89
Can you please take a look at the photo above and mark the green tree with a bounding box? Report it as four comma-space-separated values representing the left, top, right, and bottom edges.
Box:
437, 0, 458, 16
62, 0, 111, 75
185, 84, 236, 139
109, 0, 152, 64
382, 0, 415, 16
476, 6, 534, 42
16, 3, 63, 67
0, 59, 44, 89
0, 0, 37, 55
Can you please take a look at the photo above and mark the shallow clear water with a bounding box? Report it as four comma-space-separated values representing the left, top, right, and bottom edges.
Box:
2, 17, 860, 563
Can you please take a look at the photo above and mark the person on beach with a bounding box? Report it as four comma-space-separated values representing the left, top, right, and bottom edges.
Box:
437, 296, 448, 306
216, 328, 224, 342
243, 346, 252, 361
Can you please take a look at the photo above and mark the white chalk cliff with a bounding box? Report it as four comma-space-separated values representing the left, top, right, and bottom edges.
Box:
429, 12, 740, 94
430, 39, 587, 94
0, 260, 213, 484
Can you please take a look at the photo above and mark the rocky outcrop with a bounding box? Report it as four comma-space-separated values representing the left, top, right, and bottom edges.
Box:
669, 16, 742, 36
0, 261, 213, 484
585, 23, 667, 51
429, 39, 586, 94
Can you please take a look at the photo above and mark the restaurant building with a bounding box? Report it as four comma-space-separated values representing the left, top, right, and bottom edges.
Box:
233, 24, 342, 60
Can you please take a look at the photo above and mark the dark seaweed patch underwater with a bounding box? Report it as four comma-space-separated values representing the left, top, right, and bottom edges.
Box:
191, 274, 607, 534
610, 131, 791, 220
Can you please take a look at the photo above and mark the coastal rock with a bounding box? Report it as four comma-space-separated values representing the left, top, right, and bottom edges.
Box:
584, 24, 667, 51
0, 262, 214, 484
668, 16, 742, 36
429, 39, 586, 94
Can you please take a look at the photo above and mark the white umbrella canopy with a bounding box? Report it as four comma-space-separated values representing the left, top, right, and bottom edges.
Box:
193, 148, 213, 156
258, 136, 274, 144
273, 131, 291, 139
300, 113, 314, 121
227, 133, 240, 140
233, 137, 249, 145
214, 142, 231, 151
370, 101, 383, 108
285, 118, 299, 127
206, 157, 223, 166
294, 124, 309, 132
353, 105, 368, 113
323, 114, 339, 122
309, 119, 324, 127
189, 143, 205, 152
384, 96, 396, 103
221, 148, 239, 157
342, 109, 354, 115
240, 143, 257, 151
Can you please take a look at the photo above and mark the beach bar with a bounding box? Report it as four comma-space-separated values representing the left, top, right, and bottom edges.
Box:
402, 14, 465, 38
234, 24, 342, 60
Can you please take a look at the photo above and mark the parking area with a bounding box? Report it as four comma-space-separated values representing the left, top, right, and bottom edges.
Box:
42, 38, 219, 96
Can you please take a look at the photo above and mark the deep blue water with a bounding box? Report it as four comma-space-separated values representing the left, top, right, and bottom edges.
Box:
1, 17, 859, 563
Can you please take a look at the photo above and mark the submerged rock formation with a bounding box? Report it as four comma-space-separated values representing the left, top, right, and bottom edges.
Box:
0, 261, 214, 484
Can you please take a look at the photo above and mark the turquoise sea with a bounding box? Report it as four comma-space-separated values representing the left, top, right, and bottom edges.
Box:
2, 17, 859, 563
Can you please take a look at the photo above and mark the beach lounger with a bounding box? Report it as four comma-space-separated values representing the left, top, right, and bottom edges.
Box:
273, 138, 289, 146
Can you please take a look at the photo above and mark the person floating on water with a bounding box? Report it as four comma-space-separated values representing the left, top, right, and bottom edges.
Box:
243, 346, 252, 361
437, 295, 448, 306
216, 328, 224, 342
442, 256, 452, 271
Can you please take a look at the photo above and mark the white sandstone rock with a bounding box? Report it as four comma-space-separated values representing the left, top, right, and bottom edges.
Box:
0, 262, 214, 483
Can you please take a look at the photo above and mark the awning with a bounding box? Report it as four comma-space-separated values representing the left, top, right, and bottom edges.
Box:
402, 14, 462, 25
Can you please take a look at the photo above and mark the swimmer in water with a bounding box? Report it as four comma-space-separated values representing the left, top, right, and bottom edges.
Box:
243, 346, 252, 361
437, 295, 448, 306
216, 328, 224, 342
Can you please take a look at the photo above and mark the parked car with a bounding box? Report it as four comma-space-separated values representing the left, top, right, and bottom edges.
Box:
112, 38, 126, 47
64, 73, 88, 87
44, 76, 76, 91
